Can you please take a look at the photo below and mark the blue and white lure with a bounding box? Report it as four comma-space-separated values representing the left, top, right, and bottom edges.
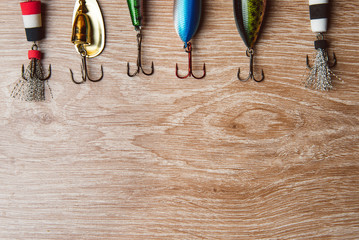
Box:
174, 0, 206, 79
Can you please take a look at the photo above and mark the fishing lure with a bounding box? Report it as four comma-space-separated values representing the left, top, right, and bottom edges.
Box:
11, 0, 52, 101
174, 0, 206, 79
305, 0, 338, 91
233, 0, 266, 82
70, 0, 105, 84
126, 0, 154, 77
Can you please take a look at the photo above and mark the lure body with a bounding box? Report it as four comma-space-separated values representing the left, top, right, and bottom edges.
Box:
127, 0, 141, 29
233, 0, 266, 49
71, 0, 105, 58
309, 0, 328, 33
20, 1, 43, 41
174, 0, 202, 47
71, 3, 92, 47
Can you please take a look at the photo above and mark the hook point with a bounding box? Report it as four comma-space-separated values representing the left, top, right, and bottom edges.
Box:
39, 64, 51, 81
330, 52, 337, 68
141, 61, 155, 76
192, 63, 206, 79
127, 62, 139, 77
70, 68, 86, 84
253, 69, 265, 82
306, 55, 312, 69
87, 64, 103, 82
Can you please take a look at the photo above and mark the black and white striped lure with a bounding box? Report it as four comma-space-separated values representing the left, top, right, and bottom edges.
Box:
305, 0, 338, 91
11, 0, 51, 101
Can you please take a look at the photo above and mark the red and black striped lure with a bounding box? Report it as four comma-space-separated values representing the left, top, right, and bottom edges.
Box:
11, 0, 51, 101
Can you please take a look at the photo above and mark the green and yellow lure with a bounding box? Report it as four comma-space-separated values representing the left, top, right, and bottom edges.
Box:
233, 0, 266, 82
127, 0, 141, 30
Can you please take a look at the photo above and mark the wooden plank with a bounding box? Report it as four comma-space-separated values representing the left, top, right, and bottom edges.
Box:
0, 0, 358, 239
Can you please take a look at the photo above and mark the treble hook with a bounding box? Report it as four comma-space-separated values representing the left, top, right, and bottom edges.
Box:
127, 30, 154, 77
69, 48, 104, 84
176, 42, 206, 79
306, 33, 337, 70
21, 43, 51, 81
306, 52, 337, 70
238, 48, 264, 82
22, 63, 51, 81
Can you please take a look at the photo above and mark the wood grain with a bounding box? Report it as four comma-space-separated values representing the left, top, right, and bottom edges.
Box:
0, 0, 358, 239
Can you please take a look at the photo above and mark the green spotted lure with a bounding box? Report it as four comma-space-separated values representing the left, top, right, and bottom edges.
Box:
126, 0, 154, 77
233, 0, 266, 82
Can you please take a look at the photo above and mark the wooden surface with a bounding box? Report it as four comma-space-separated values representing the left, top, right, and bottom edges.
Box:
0, 0, 358, 239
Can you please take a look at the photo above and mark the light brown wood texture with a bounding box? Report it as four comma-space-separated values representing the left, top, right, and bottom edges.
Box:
0, 0, 358, 239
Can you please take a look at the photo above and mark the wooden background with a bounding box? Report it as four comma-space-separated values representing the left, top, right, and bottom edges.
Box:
0, 0, 358, 239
